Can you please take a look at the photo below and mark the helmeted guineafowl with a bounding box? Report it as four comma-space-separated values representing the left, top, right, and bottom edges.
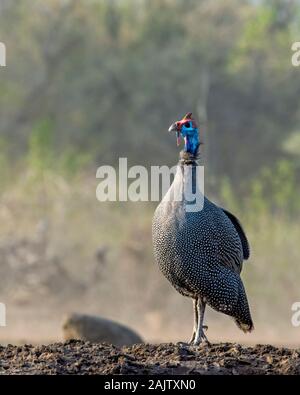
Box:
152, 113, 253, 345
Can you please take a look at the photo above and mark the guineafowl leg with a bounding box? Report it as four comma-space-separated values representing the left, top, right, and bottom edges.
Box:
189, 298, 198, 344
193, 298, 210, 345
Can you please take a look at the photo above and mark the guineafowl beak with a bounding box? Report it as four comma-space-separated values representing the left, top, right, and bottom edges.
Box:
168, 122, 178, 133
168, 122, 181, 146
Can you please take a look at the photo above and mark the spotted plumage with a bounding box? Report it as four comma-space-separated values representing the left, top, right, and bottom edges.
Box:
152, 113, 253, 344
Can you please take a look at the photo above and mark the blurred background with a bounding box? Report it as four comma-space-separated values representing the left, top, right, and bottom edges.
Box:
0, 0, 300, 346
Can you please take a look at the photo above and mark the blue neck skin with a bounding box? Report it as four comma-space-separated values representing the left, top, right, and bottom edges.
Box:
180, 125, 199, 156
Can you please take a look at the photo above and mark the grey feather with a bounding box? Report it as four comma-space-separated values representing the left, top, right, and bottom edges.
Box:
152, 158, 253, 332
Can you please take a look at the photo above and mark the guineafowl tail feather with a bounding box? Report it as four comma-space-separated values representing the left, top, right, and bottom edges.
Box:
234, 317, 254, 333
232, 281, 254, 333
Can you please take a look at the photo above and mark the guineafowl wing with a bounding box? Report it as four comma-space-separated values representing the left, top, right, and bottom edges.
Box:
221, 208, 250, 260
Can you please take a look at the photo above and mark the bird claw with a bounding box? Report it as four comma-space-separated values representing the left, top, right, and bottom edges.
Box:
177, 341, 190, 347
189, 333, 195, 344
189, 325, 208, 345
193, 327, 210, 346
193, 337, 211, 347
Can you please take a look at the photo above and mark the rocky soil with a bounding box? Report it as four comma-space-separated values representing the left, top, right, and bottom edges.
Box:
0, 340, 299, 375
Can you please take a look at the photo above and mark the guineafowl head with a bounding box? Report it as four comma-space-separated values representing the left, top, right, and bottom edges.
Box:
168, 113, 199, 156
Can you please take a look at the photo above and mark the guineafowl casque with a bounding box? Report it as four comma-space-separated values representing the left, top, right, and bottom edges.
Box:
152, 113, 253, 345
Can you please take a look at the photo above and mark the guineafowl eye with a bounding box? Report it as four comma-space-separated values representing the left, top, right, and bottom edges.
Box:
184, 122, 191, 128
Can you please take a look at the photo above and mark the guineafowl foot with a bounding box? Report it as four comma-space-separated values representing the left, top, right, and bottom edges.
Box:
193, 298, 210, 345
189, 298, 199, 344
189, 325, 208, 345
177, 341, 190, 347
189, 333, 195, 344
193, 326, 210, 346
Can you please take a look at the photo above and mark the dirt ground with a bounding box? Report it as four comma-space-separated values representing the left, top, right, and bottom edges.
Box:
0, 340, 299, 375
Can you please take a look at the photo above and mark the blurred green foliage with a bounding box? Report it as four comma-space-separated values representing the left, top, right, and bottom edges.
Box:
27, 118, 92, 180
28, 119, 54, 176
220, 159, 300, 219
0, 0, 299, 210
1, 0, 300, 344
